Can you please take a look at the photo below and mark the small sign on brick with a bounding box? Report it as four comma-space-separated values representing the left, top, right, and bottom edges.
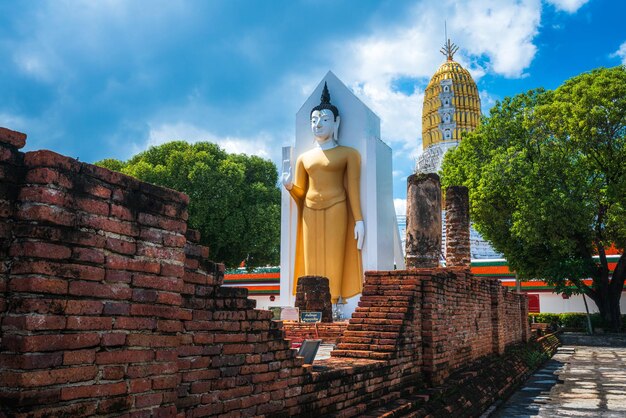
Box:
280, 307, 300, 321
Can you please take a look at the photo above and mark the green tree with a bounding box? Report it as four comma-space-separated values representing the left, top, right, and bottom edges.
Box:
97, 141, 280, 268
442, 66, 626, 331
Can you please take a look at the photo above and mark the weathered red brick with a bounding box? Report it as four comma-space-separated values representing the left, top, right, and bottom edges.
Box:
24, 150, 81, 171
126, 362, 177, 378
65, 300, 104, 315
102, 366, 125, 380
110, 203, 133, 221
97, 396, 132, 414
132, 288, 158, 303
130, 303, 191, 320
129, 378, 152, 394
139, 227, 163, 244
138, 212, 186, 234
96, 349, 154, 365
72, 247, 106, 264
184, 243, 209, 259
24, 167, 73, 188
106, 254, 160, 274
12, 224, 105, 248
8, 276, 69, 294
106, 270, 132, 283
101, 333, 127, 347
126, 334, 180, 348
66, 316, 113, 330
136, 243, 185, 262
132, 274, 182, 292
134, 393, 163, 408
102, 301, 130, 315
4, 365, 97, 388
105, 237, 137, 255
0, 352, 63, 369
63, 349, 96, 365
163, 233, 186, 248
1, 314, 66, 331
61, 381, 127, 400
78, 213, 139, 237
3, 333, 100, 352
10, 260, 105, 281
68, 281, 131, 300
73, 196, 109, 216
114, 317, 156, 330
0, 127, 27, 148
160, 263, 185, 277
156, 320, 182, 333
10, 241, 72, 259
18, 186, 68, 206
0, 386, 61, 406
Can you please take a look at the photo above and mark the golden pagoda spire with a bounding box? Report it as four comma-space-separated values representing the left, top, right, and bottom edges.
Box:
439, 22, 459, 61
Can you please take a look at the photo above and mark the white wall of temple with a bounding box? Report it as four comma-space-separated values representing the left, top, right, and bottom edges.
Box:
532, 292, 626, 314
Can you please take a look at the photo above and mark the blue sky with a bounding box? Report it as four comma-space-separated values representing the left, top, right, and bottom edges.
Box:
1, 0, 625, 213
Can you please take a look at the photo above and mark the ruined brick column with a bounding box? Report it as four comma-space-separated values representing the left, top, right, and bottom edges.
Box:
405, 173, 441, 269
0, 128, 26, 351
295, 276, 332, 322
445, 186, 471, 268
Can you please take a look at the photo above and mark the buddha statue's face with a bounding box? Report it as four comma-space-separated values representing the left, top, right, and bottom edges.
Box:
311, 109, 336, 143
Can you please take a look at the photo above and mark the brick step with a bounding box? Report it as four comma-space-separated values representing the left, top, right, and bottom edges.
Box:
358, 301, 411, 308
354, 306, 409, 313
359, 393, 428, 418
361, 291, 417, 299
348, 318, 404, 325
351, 312, 407, 320
336, 343, 396, 352
344, 324, 402, 332
340, 337, 398, 345
331, 350, 393, 360
338, 330, 400, 339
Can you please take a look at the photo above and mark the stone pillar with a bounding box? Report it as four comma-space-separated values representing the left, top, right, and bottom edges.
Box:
445, 186, 471, 267
295, 276, 332, 323
405, 173, 441, 269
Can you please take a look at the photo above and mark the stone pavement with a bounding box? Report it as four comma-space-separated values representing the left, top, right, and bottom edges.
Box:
489, 342, 626, 417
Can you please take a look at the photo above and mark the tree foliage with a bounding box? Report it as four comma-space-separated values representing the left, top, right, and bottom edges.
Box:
442, 66, 626, 330
97, 141, 281, 268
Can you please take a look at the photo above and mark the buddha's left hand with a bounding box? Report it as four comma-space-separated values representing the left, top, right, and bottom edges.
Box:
354, 221, 365, 250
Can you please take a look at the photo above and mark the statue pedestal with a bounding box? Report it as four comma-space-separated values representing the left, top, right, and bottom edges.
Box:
294, 276, 332, 323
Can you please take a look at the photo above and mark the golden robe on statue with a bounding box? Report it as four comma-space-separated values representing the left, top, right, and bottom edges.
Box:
289, 145, 363, 303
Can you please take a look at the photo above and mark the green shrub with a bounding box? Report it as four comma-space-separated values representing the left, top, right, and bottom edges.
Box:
528, 313, 626, 331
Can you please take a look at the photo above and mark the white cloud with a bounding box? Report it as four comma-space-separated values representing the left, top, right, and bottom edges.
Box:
394, 198, 407, 217
144, 122, 273, 159
611, 41, 626, 65
10, 0, 193, 83
544, 0, 590, 13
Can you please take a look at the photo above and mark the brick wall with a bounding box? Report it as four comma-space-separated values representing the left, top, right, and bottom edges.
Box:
0, 129, 531, 417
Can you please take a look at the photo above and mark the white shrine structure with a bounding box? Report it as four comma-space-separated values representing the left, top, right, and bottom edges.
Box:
280, 72, 405, 316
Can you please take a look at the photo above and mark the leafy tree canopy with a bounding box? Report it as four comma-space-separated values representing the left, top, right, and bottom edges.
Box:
442, 66, 626, 330
97, 141, 280, 268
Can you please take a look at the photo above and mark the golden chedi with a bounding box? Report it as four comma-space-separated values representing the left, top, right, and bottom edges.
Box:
417, 39, 481, 173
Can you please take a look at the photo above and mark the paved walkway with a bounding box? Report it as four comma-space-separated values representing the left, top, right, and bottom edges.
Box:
491, 344, 626, 417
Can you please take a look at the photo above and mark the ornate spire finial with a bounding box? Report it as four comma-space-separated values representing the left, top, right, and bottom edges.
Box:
311, 81, 339, 120
440, 22, 459, 61
320, 82, 331, 104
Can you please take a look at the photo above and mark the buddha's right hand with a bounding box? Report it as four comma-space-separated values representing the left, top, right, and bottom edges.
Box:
281, 159, 293, 190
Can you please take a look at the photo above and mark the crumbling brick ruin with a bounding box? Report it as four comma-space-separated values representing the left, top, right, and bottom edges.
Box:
0, 128, 542, 417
